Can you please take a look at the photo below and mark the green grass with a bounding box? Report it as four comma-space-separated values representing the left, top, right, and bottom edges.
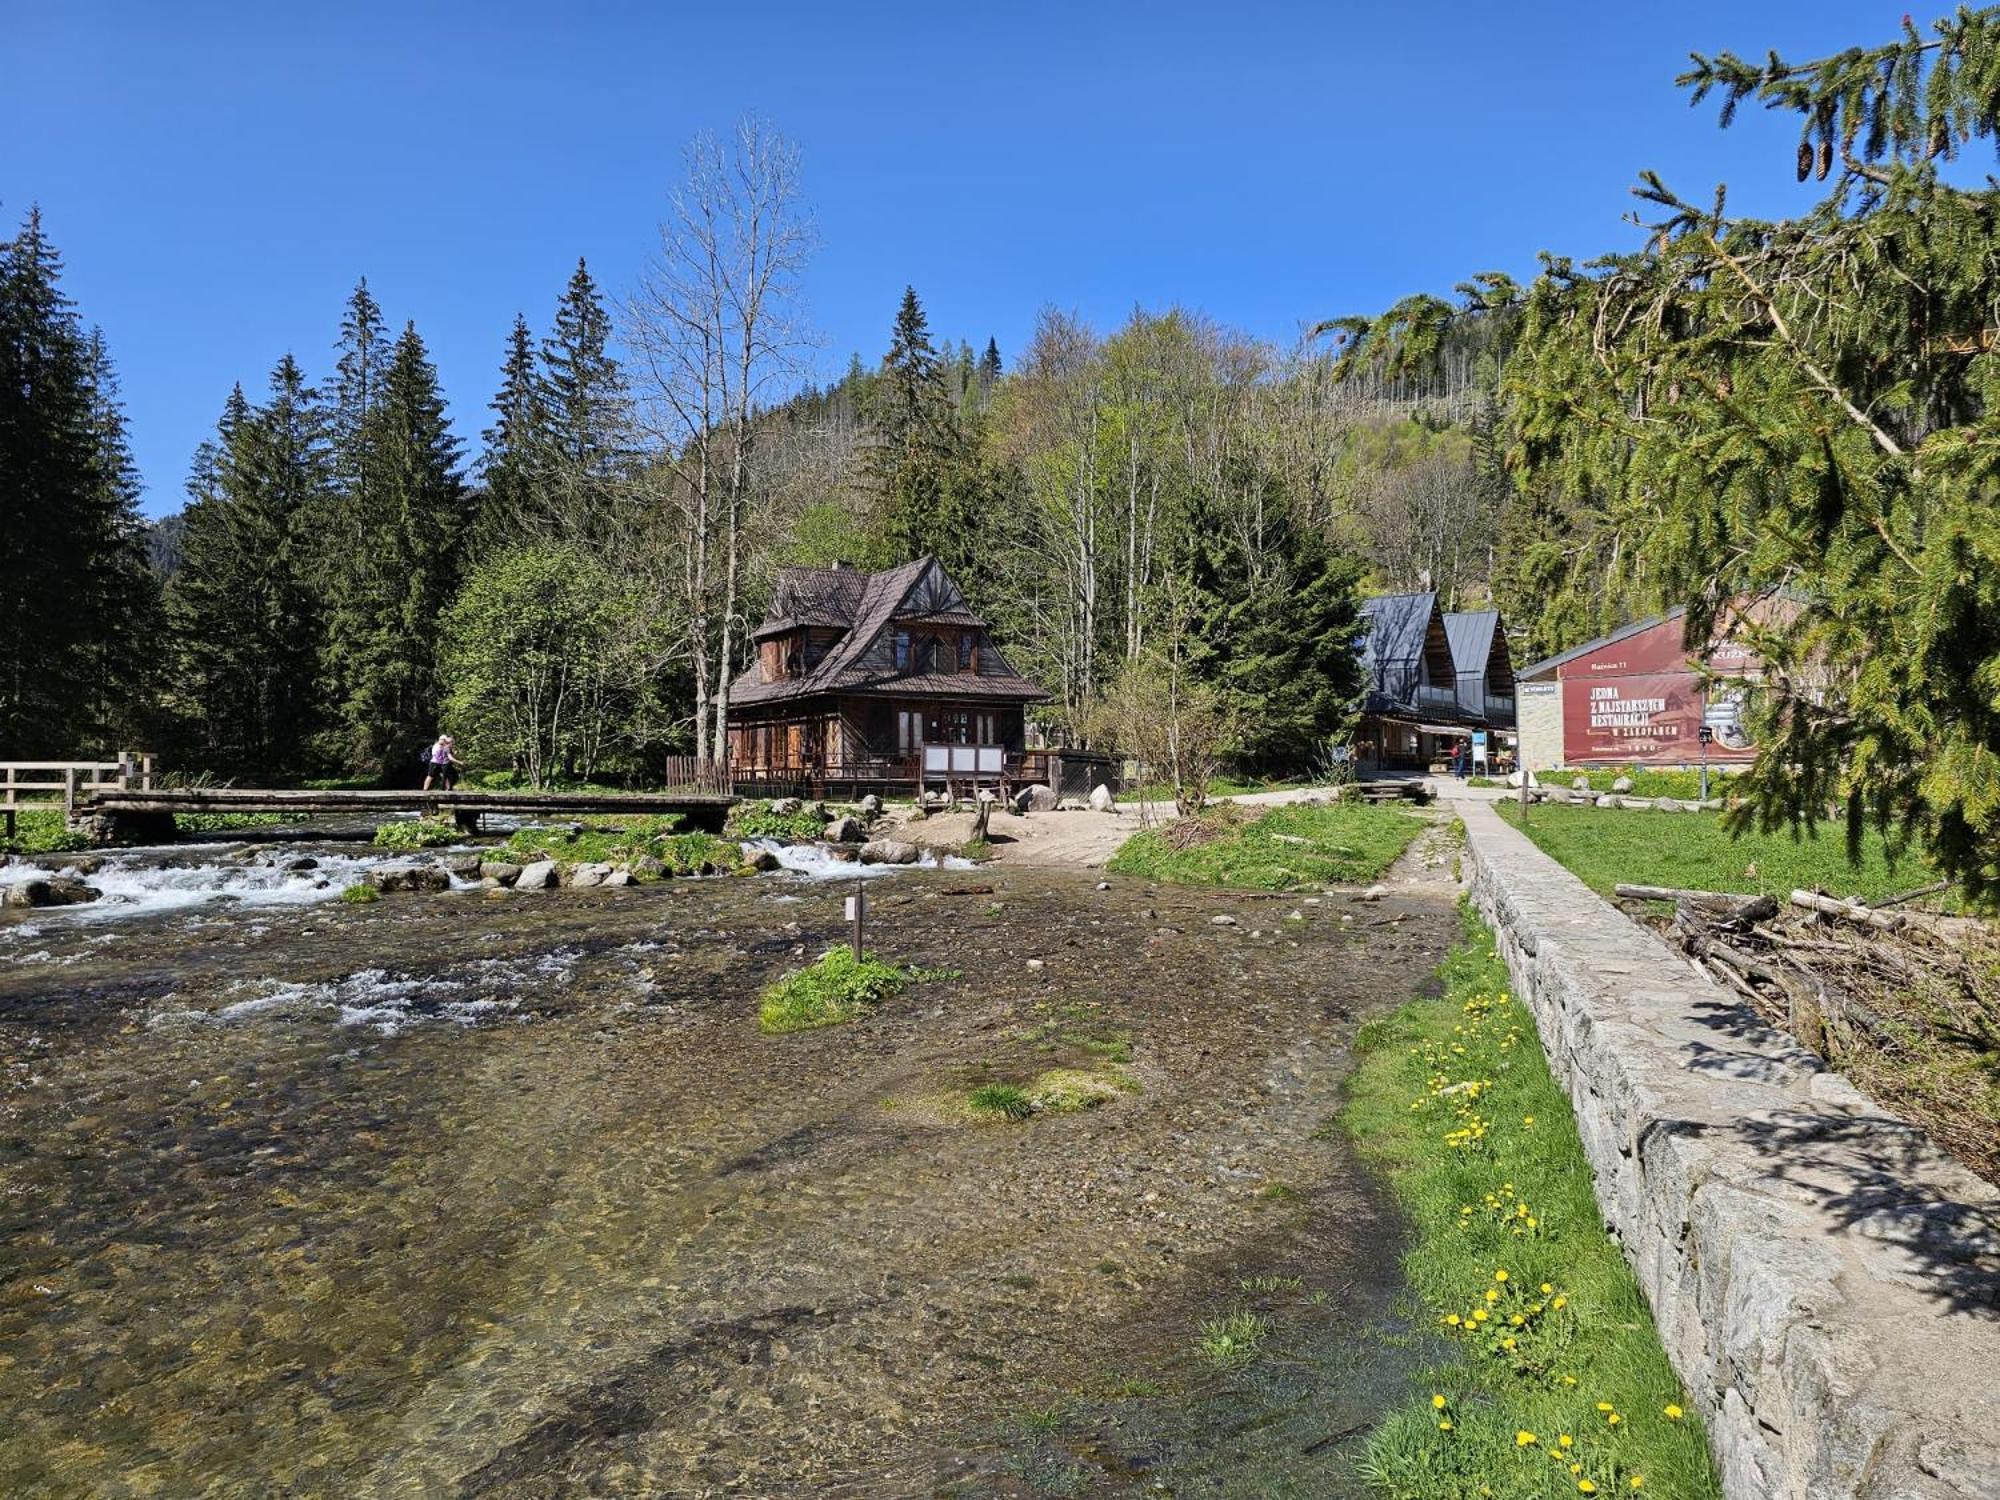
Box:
372, 819, 459, 851
726, 803, 835, 840
968, 1082, 1035, 1120
1344, 908, 1718, 1500
1116, 775, 1312, 803
501, 821, 737, 876
1192, 1310, 1271, 1369
1497, 802, 1937, 903
0, 807, 91, 855
339, 882, 381, 904
1106, 801, 1424, 890
757, 948, 911, 1034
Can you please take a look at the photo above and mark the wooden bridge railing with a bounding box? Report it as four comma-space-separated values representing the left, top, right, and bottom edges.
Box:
2, 752, 155, 840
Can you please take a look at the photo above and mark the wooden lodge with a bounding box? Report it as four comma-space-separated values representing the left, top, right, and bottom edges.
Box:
1354, 592, 1517, 773
726, 557, 1053, 797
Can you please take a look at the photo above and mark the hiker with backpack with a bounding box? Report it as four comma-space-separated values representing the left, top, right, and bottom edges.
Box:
421, 734, 461, 791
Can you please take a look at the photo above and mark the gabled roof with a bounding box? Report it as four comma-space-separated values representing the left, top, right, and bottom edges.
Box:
1359, 592, 1438, 670
731, 556, 1047, 707
1443, 610, 1498, 676
1516, 608, 1685, 682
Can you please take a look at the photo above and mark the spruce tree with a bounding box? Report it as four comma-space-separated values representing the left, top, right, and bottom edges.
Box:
0, 208, 159, 756
868, 286, 997, 569
475, 312, 546, 550
537, 259, 630, 538
167, 360, 329, 774
977, 337, 1003, 393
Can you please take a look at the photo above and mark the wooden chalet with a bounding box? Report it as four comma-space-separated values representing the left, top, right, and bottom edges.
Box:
726, 557, 1052, 796
1355, 592, 1516, 772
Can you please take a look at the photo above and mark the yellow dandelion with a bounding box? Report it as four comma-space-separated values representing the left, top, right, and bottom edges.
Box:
1485, 1288, 1501, 1303
1516, 1430, 1538, 1447
1553, 1296, 1568, 1309
1608, 1414, 1622, 1427
1664, 1404, 1684, 1421
1558, 1434, 1573, 1449
1579, 1481, 1598, 1494
1631, 1480, 1645, 1492
1494, 1269, 1510, 1282
1432, 1393, 1447, 1409
1445, 1314, 1461, 1326
1541, 1282, 1554, 1294
1439, 1419, 1453, 1430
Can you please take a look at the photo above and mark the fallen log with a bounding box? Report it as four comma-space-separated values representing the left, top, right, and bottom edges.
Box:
1615, 882, 1747, 905
1790, 889, 1906, 932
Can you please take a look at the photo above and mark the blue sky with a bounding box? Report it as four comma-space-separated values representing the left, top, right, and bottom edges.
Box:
4, 1, 1905, 516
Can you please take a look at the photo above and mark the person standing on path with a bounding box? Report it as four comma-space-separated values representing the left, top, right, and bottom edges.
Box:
421, 734, 461, 792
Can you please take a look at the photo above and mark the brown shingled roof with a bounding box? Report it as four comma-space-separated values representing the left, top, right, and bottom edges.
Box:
730, 557, 1047, 706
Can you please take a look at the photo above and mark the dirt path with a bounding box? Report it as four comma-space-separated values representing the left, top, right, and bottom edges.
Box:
886, 784, 1355, 872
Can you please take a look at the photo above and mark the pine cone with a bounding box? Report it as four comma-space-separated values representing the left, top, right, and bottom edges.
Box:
1816, 139, 1832, 180
1796, 141, 1813, 181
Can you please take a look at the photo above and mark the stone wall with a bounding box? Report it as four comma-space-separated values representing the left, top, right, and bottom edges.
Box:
1455, 801, 2000, 1500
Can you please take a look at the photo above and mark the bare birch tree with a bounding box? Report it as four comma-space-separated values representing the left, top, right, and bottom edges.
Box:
627, 116, 816, 764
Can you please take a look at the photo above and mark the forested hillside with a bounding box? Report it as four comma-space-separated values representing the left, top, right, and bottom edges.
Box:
2, 118, 1514, 785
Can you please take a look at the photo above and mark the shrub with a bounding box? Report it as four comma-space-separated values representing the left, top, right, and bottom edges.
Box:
758, 948, 909, 1034
727, 803, 832, 840
340, 883, 380, 904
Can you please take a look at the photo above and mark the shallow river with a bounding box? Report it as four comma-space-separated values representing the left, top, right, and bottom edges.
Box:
0, 838, 1453, 1498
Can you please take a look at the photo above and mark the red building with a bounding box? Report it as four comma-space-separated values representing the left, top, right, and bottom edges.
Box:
1514, 604, 1782, 770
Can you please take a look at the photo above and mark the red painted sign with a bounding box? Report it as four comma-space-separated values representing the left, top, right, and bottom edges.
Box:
1560, 673, 1757, 765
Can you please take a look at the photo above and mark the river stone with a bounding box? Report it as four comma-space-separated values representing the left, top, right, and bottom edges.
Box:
1611, 774, 1635, 793
1016, 783, 1059, 814
284, 856, 319, 872
769, 797, 803, 816
513, 859, 557, 890
825, 846, 859, 863
602, 870, 633, 888
479, 860, 523, 885
824, 815, 864, 844
441, 853, 482, 879
4, 878, 101, 908
629, 854, 666, 879
1571, 775, 1590, 792
1088, 783, 1116, 812
859, 794, 882, 816
744, 848, 781, 872
859, 838, 920, 866
367, 864, 449, 894
566, 865, 604, 889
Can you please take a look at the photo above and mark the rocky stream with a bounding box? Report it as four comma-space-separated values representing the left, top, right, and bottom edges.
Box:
0, 826, 1454, 1497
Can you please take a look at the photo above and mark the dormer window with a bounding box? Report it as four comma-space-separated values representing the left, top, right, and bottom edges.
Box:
958, 632, 976, 672
894, 630, 912, 671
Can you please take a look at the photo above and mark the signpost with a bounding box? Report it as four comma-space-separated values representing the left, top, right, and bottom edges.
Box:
845, 879, 867, 961
1698, 723, 1713, 802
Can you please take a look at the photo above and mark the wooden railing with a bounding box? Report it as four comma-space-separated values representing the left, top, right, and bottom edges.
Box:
2, 752, 155, 840
657, 756, 734, 796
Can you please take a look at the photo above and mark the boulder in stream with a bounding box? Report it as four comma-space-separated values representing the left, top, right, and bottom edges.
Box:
367, 864, 450, 894
479, 860, 523, 886
744, 848, 782, 872
859, 839, 920, 866
4, 878, 101, 909
824, 815, 864, 844
513, 860, 558, 891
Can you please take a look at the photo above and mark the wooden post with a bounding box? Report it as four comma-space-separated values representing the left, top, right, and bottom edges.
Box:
847, 878, 866, 961
142, 754, 154, 791
64, 766, 78, 819
1517, 753, 1529, 825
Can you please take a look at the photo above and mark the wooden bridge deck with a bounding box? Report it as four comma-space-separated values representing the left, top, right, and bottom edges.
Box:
74, 786, 739, 832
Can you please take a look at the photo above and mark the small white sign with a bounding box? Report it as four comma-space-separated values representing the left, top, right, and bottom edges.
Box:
844, 895, 858, 921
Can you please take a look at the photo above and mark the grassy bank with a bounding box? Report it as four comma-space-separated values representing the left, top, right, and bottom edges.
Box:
1345, 910, 1718, 1500
1497, 803, 1936, 905
1106, 800, 1422, 889
1115, 775, 1313, 803
3, 805, 302, 856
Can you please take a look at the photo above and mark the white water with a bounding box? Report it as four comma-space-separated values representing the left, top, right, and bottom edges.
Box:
0, 847, 441, 929
149, 950, 580, 1036
743, 839, 974, 881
